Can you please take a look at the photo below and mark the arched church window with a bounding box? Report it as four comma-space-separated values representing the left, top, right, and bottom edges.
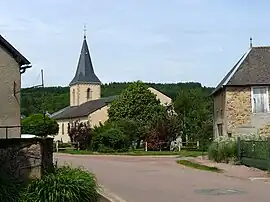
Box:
72, 89, 75, 105
62, 123, 64, 135
87, 88, 92, 100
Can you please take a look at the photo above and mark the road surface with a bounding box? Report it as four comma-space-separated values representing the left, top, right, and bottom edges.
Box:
54, 154, 270, 202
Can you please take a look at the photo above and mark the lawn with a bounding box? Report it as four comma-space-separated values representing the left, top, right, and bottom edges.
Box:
176, 160, 222, 172
58, 149, 206, 157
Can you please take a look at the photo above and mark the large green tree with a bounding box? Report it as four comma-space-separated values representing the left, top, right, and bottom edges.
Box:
173, 87, 213, 147
108, 81, 167, 143
21, 114, 59, 137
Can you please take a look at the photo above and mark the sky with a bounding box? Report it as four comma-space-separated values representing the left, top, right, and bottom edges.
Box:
1, 0, 270, 88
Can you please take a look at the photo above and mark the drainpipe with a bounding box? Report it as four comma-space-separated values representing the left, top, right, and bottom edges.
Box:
211, 94, 215, 139
20, 64, 32, 74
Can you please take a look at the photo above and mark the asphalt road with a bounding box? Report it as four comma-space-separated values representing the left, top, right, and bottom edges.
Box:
54, 154, 270, 202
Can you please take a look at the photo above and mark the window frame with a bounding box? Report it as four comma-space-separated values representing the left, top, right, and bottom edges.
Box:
251, 86, 269, 113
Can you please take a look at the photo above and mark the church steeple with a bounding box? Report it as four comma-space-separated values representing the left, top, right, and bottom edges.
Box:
69, 34, 101, 86
69, 29, 101, 106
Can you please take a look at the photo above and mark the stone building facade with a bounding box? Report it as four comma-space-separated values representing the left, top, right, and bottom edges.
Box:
212, 45, 270, 138
0, 35, 31, 138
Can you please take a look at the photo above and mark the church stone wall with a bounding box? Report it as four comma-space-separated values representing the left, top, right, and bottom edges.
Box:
148, 87, 172, 106
70, 83, 101, 106
54, 117, 88, 143
88, 105, 109, 127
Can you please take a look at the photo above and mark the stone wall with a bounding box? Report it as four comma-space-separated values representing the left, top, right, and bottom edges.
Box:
70, 83, 101, 106
213, 89, 225, 137
225, 86, 252, 133
0, 137, 53, 182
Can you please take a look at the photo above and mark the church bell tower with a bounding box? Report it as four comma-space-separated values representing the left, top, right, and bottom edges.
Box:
69, 28, 101, 106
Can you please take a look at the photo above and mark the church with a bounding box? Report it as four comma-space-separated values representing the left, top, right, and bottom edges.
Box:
51, 34, 172, 143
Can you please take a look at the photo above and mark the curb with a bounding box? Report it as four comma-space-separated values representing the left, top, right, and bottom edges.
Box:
98, 186, 127, 202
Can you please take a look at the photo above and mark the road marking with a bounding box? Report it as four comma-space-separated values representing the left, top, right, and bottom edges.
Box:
98, 185, 127, 202
248, 177, 270, 181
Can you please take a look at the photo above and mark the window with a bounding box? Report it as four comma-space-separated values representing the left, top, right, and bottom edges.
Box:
62, 123, 64, 135
72, 89, 75, 105
252, 87, 269, 113
217, 123, 223, 136
87, 88, 92, 100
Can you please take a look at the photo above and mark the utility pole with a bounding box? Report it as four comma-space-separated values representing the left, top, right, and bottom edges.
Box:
40, 69, 46, 131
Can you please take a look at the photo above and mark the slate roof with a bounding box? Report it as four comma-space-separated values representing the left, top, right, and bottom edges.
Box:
51, 96, 116, 120
0, 35, 31, 66
211, 46, 270, 95
69, 37, 101, 86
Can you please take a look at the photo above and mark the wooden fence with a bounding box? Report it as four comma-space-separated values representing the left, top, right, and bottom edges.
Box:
237, 137, 270, 170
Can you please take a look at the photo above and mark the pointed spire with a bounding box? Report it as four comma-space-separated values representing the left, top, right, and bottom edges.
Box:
69, 33, 101, 86
83, 24, 87, 39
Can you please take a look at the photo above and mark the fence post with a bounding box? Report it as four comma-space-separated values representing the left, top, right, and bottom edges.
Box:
268, 137, 270, 172
237, 136, 241, 161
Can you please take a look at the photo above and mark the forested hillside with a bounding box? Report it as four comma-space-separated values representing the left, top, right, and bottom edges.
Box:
21, 82, 214, 116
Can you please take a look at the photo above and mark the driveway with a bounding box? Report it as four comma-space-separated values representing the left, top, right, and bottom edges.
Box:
54, 153, 270, 202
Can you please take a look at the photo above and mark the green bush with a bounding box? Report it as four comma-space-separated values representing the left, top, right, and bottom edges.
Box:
208, 134, 267, 163
58, 142, 72, 148
92, 128, 129, 152
0, 168, 24, 202
21, 165, 98, 202
208, 138, 236, 163
21, 114, 59, 137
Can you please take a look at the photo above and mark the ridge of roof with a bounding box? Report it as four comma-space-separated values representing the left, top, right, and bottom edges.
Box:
0, 35, 30, 66
51, 95, 117, 120
210, 49, 250, 96
211, 45, 270, 96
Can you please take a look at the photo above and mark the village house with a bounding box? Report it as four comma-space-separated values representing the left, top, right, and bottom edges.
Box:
0, 35, 31, 138
51, 34, 172, 143
211, 40, 270, 138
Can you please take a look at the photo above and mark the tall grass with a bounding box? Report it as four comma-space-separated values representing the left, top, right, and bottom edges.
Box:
0, 168, 24, 202
208, 134, 267, 163
21, 165, 98, 202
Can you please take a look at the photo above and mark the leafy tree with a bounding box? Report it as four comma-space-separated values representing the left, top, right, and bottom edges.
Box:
21, 114, 59, 137
146, 114, 181, 151
68, 120, 92, 150
108, 81, 167, 144
173, 88, 213, 147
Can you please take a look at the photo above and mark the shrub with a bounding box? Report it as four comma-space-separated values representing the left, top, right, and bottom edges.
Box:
146, 114, 181, 151
0, 168, 23, 202
68, 120, 92, 150
208, 138, 236, 163
208, 134, 267, 163
58, 142, 72, 148
21, 114, 59, 137
92, 128, 129, 152
21, 165, 98, 202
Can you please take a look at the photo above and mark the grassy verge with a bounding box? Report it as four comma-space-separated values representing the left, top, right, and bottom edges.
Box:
176, 160, 222, 172
57, 149, 206, 157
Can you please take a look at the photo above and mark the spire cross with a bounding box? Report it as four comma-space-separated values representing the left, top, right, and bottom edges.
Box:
83, 24, 87, 39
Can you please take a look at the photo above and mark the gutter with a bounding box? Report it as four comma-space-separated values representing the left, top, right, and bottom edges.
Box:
20, 64, 32, 74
